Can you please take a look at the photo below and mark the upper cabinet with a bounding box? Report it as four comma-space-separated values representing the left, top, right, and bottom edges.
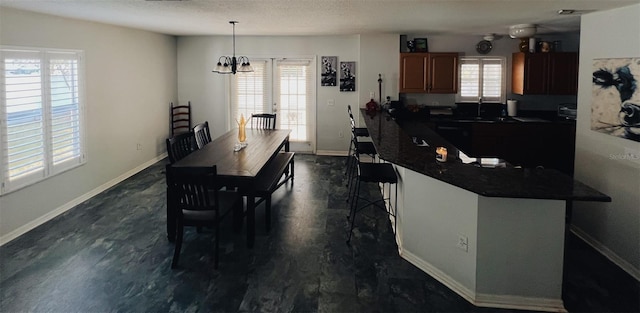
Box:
400, 52, 459, 93
511, 52, 578, 95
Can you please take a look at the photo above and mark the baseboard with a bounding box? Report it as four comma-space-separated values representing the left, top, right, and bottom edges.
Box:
400, 248, 477, 304
0, 154, 167, 246
475, 293, 566, 312
315, 150, 347, 156
400, 249, 566, 312
570, 225, 640, 281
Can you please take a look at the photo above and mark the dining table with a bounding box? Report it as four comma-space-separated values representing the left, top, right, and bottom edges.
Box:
167, 128, 291, 248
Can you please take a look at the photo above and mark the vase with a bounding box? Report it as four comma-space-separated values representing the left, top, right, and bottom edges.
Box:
237, 114, 247, 143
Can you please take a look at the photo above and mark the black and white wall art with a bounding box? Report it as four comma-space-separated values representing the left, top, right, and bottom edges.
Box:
592, 57, 640, 142
321, 56, 337, 86
340, 61, 356, 92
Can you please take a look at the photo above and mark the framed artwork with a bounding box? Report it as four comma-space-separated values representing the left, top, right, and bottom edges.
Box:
414, 38, 428, 52
592, 57, 640, 142
340, 61, 356, 92
321, 56, 337, 86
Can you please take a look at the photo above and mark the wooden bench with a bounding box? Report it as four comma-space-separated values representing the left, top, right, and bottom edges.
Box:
253, 152, 295, 231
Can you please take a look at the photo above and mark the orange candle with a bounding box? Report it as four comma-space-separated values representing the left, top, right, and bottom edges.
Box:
436, 147, 448, 162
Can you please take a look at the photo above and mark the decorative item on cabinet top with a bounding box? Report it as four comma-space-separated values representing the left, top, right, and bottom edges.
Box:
414, 38, 428, 52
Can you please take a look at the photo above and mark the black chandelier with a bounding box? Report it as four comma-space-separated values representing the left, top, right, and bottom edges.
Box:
212, 21, 253, 75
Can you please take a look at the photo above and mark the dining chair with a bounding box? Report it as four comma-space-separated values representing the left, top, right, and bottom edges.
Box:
170, 101, 191, 136
250, 113, 277, 130
193, 121, 212, 149
166, 131, 196, 164
165, 165, 242, 269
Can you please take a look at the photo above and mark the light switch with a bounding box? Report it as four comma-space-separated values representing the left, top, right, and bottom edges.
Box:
327, 99, 335, 106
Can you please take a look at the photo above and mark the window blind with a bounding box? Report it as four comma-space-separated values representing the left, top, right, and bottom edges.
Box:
1, 47, 85, 195
275, 59, 313, 141
230, 59, 268, 125
458, 57, 505, 103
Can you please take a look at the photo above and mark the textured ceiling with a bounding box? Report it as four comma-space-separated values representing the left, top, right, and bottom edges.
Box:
1, 0, 638, 37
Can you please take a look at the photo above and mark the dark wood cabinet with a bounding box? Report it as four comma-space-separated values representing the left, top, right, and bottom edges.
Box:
469, 122, 576, 175
512, 52, 578, 95
400, 52, 458, 93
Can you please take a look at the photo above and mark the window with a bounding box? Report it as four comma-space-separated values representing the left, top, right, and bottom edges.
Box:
274, 59, 314, 142
1, 47, 85, 195
457, 57, 506, 103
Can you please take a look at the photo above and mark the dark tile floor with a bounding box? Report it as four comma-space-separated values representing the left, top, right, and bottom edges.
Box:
1, 155, 638, 313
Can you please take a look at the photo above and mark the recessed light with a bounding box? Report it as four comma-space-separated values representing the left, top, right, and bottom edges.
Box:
558, 9, 576, 15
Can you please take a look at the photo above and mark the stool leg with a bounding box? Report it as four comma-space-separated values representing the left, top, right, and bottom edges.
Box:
347, 176, 361, 244
344, 139, 354, 177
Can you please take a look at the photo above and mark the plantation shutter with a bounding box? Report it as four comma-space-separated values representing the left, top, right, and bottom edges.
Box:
48, 51, 84, 173
1, 50, 46, 191
458, 57, 505, 103
1, 47, 85, 194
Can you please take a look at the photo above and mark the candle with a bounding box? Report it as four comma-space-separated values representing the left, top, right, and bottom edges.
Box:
436, 147, 448, 162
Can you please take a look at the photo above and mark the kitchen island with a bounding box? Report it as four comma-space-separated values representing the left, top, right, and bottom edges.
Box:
359, 109, 610, 312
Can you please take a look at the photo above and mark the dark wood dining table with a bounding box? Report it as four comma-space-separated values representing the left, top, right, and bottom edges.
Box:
168, 128, 291, 248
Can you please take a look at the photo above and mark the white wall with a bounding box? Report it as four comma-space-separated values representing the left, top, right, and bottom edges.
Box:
177, 35, 361, 153
0, 8, 177, 242
572, 4, 640, 279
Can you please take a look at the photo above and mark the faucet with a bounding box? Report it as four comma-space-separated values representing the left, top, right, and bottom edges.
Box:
477, 97, 483, 117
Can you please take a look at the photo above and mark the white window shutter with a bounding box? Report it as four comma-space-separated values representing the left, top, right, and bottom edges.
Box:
1, 47, 85, 195
457, 57, 505, 103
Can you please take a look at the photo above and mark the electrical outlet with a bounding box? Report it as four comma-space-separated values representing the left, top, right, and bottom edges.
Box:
327, 99, 335, 106
137, 143, 143, 151
456, 234, 468, 252
338, 131, 344, 138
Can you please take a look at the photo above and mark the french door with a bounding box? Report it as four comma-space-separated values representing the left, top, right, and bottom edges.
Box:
230, 57, 316, 153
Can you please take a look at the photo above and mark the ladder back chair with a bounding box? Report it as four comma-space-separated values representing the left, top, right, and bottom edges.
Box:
171, 101, 191, 136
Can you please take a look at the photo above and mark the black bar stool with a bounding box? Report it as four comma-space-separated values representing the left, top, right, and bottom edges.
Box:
345, 105, 371, 178
346, 134, 398, 244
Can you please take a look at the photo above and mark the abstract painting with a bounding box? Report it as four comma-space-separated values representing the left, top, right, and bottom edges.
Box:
340, 61, 356, 92
592, 57, 640, 142
321, 56, 337, 86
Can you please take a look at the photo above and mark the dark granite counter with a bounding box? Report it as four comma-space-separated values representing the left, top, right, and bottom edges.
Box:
360, 109, 610, 202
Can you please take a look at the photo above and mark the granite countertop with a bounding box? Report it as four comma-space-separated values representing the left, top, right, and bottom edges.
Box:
360, 109, 610, 202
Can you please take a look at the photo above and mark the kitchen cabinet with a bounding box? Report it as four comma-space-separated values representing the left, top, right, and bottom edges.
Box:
400, 52, 458, 93
511, 52, 578, 95
469, 121, 575, 175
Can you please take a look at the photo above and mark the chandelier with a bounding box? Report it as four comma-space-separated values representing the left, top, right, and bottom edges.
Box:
212, 21, 253, 75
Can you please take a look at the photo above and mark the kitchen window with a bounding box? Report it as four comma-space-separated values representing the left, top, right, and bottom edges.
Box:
0, 47, 86, 195
457, 56, 506, 103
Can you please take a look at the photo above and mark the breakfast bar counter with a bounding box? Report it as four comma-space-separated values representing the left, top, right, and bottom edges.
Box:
359, 109, 610, 313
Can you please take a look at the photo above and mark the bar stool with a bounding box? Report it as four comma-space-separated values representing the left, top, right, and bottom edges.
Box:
345, 105, 371, 178
345, 122, 377, 188
346, 152, 398, 244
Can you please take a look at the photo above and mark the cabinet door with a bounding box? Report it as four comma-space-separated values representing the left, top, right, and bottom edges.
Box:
429, 53, 459, 93
548, 52, 578, 95
400, 53, 428, 93
523, 53, 548, 94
